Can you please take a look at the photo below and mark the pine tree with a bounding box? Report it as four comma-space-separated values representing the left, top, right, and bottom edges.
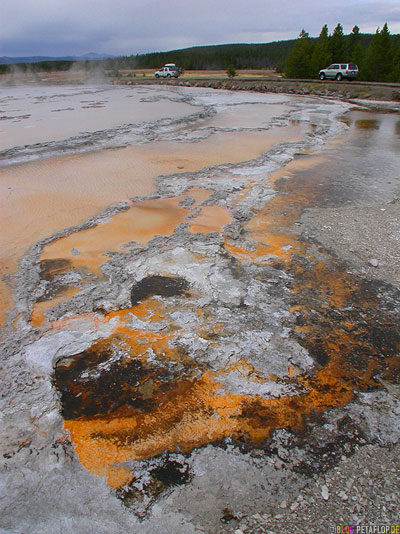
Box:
391, 39, 400, 82
226, 64, 237, 78
331, 23, 346, 61
379, 23, 393, 80
311, 24, 332, 75
285, 29, 314, 79
363, 28, 381, 80
347, 25, 360, 61
345, 24, 365, 75
364, 23, 393, 81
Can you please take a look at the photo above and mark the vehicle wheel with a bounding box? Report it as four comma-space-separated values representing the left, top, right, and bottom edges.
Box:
319, 73, 325, 80
336, 73, 342, 81
167, 73, 171, 78
155, 74, 159, 78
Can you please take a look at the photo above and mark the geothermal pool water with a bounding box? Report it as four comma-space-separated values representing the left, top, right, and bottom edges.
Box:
1, 84, 399, 533
0, 86, 306, 323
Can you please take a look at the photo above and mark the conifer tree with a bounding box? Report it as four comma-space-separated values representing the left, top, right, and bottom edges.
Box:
311, 24, 332, 74
347, 25, 361, 61
331, 23, 346, 60
364, 23, 393, 81
286, 29, 314, 78
391, 38, 400, 82
362, 27, 380, 80
379, 23, 394, 80
226, 64, 237, 78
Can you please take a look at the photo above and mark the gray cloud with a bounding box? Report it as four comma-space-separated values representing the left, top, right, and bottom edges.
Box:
1, 0, 399, 57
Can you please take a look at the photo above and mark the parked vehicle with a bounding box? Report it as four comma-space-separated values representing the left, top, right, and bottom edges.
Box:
154, 64, 182, 78
318, 63, 359, 81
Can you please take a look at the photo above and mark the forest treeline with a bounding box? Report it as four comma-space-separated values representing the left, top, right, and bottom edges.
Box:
286, 23, 400, 82
133, 40, 298, 70
1, 23, 399, 81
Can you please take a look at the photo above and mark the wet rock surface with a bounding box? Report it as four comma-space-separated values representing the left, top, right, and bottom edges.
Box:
1, 87, 400, 533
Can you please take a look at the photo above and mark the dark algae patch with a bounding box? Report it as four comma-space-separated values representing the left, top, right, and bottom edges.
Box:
116, 452, 192, 518
54, 340, 155, 419
39, 258, 71, 281
54, 335, 199, 420
151, 457, 191, 487
131, 275, 189, 305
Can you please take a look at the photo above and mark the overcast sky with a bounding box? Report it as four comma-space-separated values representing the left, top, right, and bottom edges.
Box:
1, 0, 400, 57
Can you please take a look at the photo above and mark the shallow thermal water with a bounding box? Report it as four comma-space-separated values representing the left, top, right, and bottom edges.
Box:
0, 85, 196, 151
1, 84, 399, 534
0, 84, 312, 322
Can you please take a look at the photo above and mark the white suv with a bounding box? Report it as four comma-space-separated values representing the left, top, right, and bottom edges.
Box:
154, 64, 181, 78
319, 63, 358, 81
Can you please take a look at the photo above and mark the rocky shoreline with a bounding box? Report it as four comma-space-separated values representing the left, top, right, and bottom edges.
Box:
117, 76, 400, 104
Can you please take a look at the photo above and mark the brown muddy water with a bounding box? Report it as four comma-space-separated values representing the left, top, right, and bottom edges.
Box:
2, 85, 400, 510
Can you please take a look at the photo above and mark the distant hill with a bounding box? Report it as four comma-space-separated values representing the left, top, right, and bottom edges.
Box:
134, 41, 299, 70
0, 53, 115, 65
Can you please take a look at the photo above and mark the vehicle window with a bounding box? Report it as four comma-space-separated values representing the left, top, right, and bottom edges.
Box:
349, 64, 357, 70
332, 65, 339, 69
341, 65, 347, 69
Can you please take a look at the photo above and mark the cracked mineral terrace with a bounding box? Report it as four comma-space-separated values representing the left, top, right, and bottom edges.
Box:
0, 84, 399, 534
